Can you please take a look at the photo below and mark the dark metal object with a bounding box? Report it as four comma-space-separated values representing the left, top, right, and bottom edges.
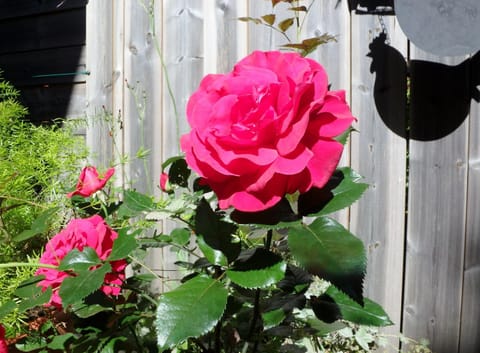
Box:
347, 0, 394, 15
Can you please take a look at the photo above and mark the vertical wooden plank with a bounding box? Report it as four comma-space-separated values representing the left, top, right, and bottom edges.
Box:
122, 0, 162, 192
349, 13, 407, 342
203, 0, 248, 74
111, 0, 126, 182
460, 92, 480, 352
85, 0, 113, 167
160, 0, 205, 291
305, 0, 351, 226
403, 52, 468, 353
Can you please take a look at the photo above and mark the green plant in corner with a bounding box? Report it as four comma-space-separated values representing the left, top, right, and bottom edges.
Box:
0, 74, 89, 338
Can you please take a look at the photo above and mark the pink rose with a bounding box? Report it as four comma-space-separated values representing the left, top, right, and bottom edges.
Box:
160, 172, 171, 193
36, 215, 127, 308
0, 324, 7, 353
181, 51, 355, 212
67, 166, 115, 198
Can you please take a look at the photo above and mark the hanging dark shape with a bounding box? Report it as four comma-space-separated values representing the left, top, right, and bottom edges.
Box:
347, 0, 394, 15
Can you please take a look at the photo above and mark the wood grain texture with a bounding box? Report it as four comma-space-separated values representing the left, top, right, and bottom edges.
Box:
459, 65, 480, 353
85, 0, 113, 168
349, 14, 407, 342
403, 50, 468, 353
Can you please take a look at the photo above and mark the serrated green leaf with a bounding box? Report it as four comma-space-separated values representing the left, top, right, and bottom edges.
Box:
14, 275, 45, 298
47, 333, 76, 350
325, 286, 393, 326
117, 189, 154, 218
298, 168, 368, 217
161, 155, 185, 170
195, 199, 240, 263
156, 276, 228, 351
262, 308, 286, 329
108, 228, 138, 261
98, 336, 127, 353
59, 263, 111, 307
197, 235, 228, 267
18, 287, 52, 312
72, 302, 113, 318
15, 338, 48, 352
226, 248, 286, 289
288, 217, 366, 305
58, 247, 101, 272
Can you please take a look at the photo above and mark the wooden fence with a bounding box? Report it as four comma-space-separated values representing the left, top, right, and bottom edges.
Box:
5, 1, 476, 352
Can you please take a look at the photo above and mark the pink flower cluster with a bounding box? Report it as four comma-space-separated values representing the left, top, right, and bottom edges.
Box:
181, 50, 355, 212
36, 215, 126, 308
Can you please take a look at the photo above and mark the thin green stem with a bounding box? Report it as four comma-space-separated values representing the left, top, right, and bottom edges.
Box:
248, 229, 273, 353
128, 255, 163, 280
0, 262, 57, 270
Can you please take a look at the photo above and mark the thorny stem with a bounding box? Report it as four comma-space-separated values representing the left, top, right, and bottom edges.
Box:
247, 229, 273, 353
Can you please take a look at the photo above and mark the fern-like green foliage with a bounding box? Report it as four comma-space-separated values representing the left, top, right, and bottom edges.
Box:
0, 76, 88, 251
0, 75, 89, 336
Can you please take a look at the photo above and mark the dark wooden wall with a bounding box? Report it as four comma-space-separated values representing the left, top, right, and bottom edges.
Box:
0, 0, 87, 124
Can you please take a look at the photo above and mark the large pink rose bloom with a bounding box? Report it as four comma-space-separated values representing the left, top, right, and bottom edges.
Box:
181, 50, 355, 211
36, 215, 127, 308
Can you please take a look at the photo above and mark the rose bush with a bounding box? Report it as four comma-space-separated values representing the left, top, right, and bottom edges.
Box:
181, 50, 355, 212
35, 215, 127, 308
67, 166, 115, 198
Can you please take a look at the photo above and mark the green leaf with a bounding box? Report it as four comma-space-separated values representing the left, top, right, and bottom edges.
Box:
325, 285, 393, 326
18, 287, 52, 312
0, 300, 17, 320
14, 275, 45, 298
226, 248, 286, 289
230, 198, 300, 226
288, 6, 307, 11
195, 199, 240, 263
288, 217, 366, 305
170, 227, 191, 246
278, 17, 295, 32
298, 168, 368, 217
156, 276, 228, 351
47, 333, 76, 350
59, 263, 112, 307
58, 247, 101, 272
261, 14, 276, 25
238, 16, 262, 25
262, 308, 286, 329
14, 276, 52, 311
72, 303, 113, 318
14, 207, 59, 242
197, 235, 228, 266
168, 158, 191, 188
108, 228, 138, 261
117, 189, 154, 218
161, 155, 185, 170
